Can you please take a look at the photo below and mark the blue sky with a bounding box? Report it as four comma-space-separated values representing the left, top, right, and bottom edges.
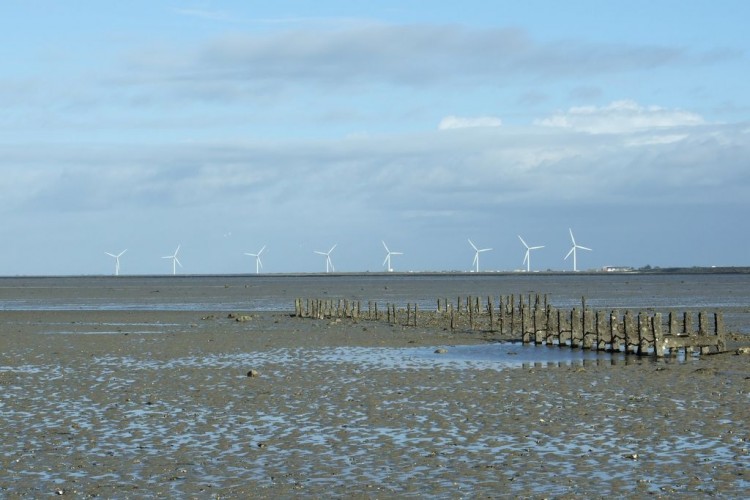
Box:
2, 1, 749, 275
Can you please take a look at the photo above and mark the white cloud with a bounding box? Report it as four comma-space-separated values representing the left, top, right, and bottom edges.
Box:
534, 100, 705, 134
438, 115, 503, 130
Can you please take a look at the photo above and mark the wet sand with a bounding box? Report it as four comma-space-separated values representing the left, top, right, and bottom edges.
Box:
1, 307, 749, 498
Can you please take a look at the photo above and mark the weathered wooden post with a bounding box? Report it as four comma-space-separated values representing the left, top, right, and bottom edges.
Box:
683, 312, 693, 334
582, 308, 594, 349
570, 308, 582, 348
653, 313, 664, 357
450, 306, 455, 331
610, 310, 621, 352
521, 305, 530, 343
638, 312, 650, 355
698, 311, 709, 354
623, 311, 636, 354
534, 303, 545, 344
488, 299, 494, 332
469, 300, 474, 330
546, 305, 556, 345
668, 311, 677, 335
714, 312, 725, 352
406, 303, 411, 326
413, 303, 418, 327
596, 310, 609, 351
558, 309, 570, 346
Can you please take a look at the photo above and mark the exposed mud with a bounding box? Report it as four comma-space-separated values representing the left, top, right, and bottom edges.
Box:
1, 308, 749, 498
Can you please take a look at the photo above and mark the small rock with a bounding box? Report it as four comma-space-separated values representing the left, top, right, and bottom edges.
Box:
623, 453, 639, 460
246, 369, 260, 378
434, 348, 448, 354
736, 347, 750, 355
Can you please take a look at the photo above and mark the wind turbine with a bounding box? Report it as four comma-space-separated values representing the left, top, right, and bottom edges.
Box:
564, 228, 592, 272
244, 245, 266, 274
314, 244, 337, 273
105, 249, 127, 276
382, 241, 403, 272
162, 244, 182, 275
468, 238, 492, 272
518, 236, 544, 272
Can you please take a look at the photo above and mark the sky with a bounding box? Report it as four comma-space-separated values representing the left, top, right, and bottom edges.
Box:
2, 0, 749, 275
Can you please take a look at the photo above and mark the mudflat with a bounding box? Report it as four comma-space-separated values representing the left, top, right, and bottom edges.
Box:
1, 307, 749, 498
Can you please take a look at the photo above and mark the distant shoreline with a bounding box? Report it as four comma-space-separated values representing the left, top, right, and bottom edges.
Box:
1, 266, 749, 279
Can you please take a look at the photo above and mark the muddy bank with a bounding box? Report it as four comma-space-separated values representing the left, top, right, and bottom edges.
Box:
1, 309, 749, 498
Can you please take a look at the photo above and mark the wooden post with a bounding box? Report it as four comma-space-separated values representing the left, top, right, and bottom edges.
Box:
698, 311, 709, 354
715, 312, 725, 352
406, 303, 411, 326
596, 310, 609, 351
570, 308, 582, 348
521, 305, 530, 343
582, 308, 594, 349
450, 307, 455, 331
414, 303, 418, 327
683, 312, 693, 334
668, 311, 677, 335
623, 311, 636, 354
653, 313, 664, 357
546, 305, 556, 345
638, 312, 650, 355
558, 309, 570, 346
610, 310, 621, 352
469, 301, 474, 330
488, 300, 494, 332
534, 304, 545, 344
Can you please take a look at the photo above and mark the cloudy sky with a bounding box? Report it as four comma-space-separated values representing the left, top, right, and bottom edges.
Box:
2, 1, 749, 275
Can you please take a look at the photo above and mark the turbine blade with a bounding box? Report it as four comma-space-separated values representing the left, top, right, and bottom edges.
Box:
382, 241, 389, 252
314, 251, 326, 255
468, 239, 478, 251
383, 255, 389, 267
569, 228, 576, 245
518, 235, 528, 249
329, 244, 337, 253
577, 245, 592, 251
119, 250, 128, 257
531, 245, 545, 250
523, 251, 529, 265
175, 257, 182, 267
564, 247, 575, 260
105, 252, 116, 257
258, 245, 266, 255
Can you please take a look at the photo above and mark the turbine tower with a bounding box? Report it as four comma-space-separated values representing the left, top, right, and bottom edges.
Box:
244, 245, 266, 274
162, 244, 182, 275
314, 244, 337, 273
105, 249, 127, 276
468, 238, 492, 273
518, 236, 544, 272
564, 228, 592, 272
382, 241, 403, 272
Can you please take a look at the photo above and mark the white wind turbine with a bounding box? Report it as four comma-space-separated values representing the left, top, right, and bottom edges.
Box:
314, 244, 337, 273
518, 236, 544, 272
162, 244, 182, 275
105, 249, 127, 276
244, 245, 266, 274
468, 238, 492, 272
564, 228, 592, 272
382, 241, 403, 272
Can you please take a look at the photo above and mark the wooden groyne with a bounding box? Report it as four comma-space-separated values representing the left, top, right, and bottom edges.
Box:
293, 294, 727, 357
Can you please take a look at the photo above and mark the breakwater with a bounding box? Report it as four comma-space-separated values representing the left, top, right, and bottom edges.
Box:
294, 294, 726, 357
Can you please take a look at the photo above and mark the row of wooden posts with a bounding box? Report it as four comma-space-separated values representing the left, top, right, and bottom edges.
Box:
293, 294, 726, 357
